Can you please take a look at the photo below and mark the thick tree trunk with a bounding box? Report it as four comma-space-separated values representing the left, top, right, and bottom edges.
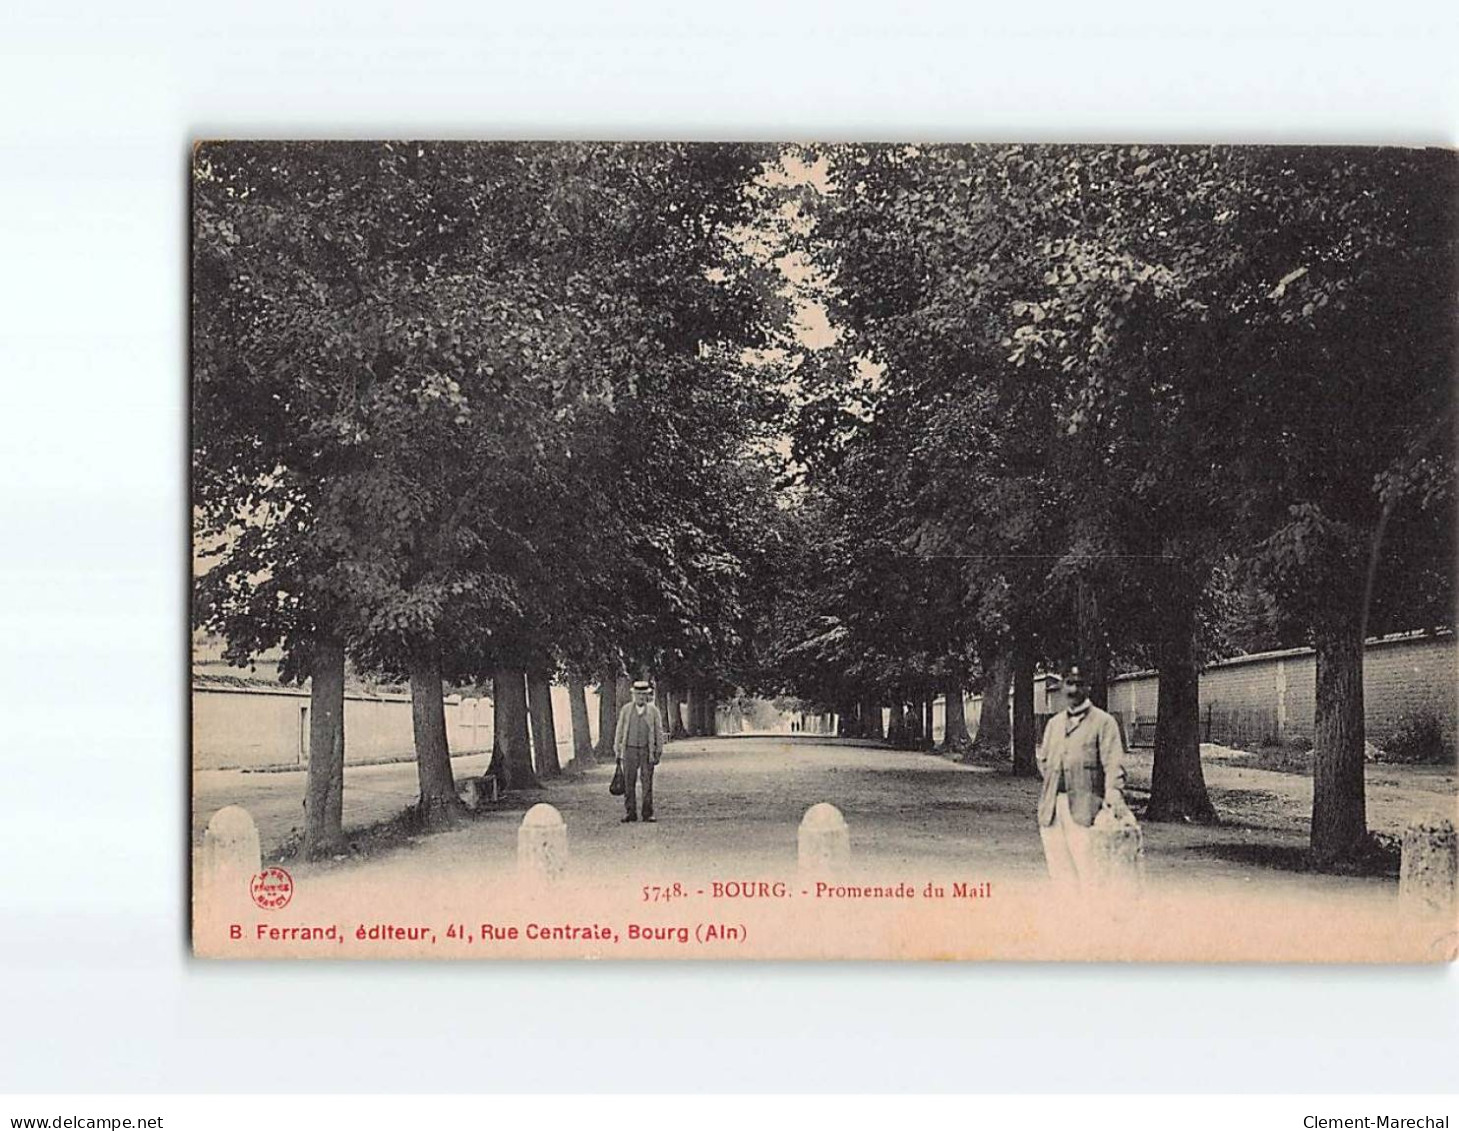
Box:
922, 698, 935, 750
902, 700, 921, 748
886, 700, 906, 746
409, 644, 465, 827
491, 667, 539, 792
668, 688, 688, 738
943, 679, 972, 752
836, 699, 857, 737
303, 632, 346, 859
594, 670, 619, 759
685, 687, 701, 736
969, 652, 1013, 761
1077, 577, 1111, 709
861, 697, 883, 740
527, 669, 561, 779
567, 674, 595, 765
1147, 587, 1218, 823
702, 688, 718, 736
1012, 638, 1038, 777
1311, 607, 1368, 861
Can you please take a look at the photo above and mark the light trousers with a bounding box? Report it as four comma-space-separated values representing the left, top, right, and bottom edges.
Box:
1039, 792, 1095, 887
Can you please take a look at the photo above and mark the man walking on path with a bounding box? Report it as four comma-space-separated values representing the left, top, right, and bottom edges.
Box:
1036, 664, 1129, 887
615, 679, 666, 823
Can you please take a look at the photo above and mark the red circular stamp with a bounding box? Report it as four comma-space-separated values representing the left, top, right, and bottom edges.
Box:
250, 866, 294, 910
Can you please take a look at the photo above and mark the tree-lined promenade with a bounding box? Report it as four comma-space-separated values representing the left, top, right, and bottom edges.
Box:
193, 143, 1456, 867
192, 734, 1456, 886
194, 142, 791, 856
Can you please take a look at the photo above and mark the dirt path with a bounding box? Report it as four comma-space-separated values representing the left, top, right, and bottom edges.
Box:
195, 735, 1453, 898
194, 736, 1459, 961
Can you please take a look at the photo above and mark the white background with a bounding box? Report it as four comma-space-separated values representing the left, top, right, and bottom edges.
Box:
1, 0, 1456, 1095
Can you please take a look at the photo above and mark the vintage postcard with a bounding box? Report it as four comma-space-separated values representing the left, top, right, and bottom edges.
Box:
191, 141, 1457, 961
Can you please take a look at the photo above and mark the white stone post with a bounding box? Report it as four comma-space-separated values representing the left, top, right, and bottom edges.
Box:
517, 803, 569, 882
1086, 806, 1146, 897
201, 805, 261, 914
798, 803, 850, 874
1399, 815, 1457, 917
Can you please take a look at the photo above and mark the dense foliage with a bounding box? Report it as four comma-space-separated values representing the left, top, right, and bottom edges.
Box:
194, 142, 1455, 863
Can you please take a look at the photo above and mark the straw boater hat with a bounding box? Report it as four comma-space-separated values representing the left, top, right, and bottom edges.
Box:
632, 680, 653, 692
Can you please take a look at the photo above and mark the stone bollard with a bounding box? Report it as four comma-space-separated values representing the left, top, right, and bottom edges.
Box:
517, 803, 569, 882
1086, 806, 1146, 897
798, 803, 850, 874
201, 805, 261, 913
1399, 815, 1457, 917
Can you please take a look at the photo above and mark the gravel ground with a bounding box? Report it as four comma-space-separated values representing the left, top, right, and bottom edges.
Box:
193, 735, 1454, 895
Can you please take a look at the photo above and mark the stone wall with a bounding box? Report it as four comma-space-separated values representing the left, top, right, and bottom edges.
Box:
193, 683, 597, 771
1106, 632, 1456, 749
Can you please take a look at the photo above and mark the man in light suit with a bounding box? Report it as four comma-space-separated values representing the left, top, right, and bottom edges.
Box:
1036, 664, 1129, 887
614, 679, 666, 823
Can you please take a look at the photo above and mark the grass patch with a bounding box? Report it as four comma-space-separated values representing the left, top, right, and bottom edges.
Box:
268, 790, 539, 867
1373, 712, 1455, 766
1224, 743, 1315, 776
1190, 831, 1400, 879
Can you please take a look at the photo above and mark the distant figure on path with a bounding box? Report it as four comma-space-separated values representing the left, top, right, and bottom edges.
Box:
614, 679, 666, 823
1036, 664, 1129, 887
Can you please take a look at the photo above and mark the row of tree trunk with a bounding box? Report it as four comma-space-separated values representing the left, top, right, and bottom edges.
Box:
835, 698, 888, 739
301, 642, 721, 860
824, 651, 1038, 776
684, 687, 719, 737
839, 694, 941, 748
1113, 573, 1364, 858
303, 638, 476, 859
304, 600, 1364, 861
590, 675, 718, 756
938, 579, 1367, 852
